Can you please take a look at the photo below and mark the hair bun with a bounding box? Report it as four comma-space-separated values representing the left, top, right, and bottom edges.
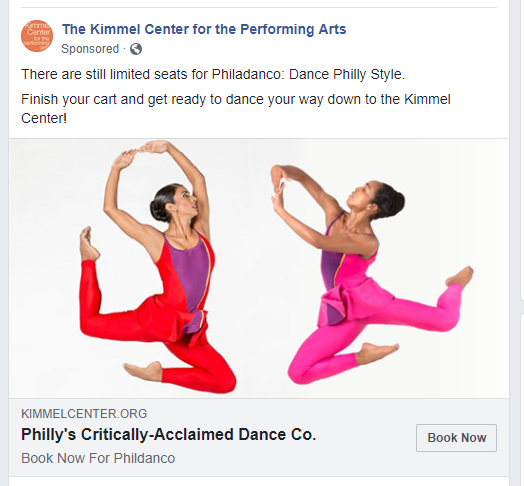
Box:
371, 183, 405, 220
150, 183, 182, 223
391, 192, 405, 216
150, 200, 169, 222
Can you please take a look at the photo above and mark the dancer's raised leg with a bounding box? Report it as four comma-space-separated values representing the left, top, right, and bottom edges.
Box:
79, 227, 156, 342
80, 226, 100, 261
445, 266, 474, 288
369, 266, 473, 332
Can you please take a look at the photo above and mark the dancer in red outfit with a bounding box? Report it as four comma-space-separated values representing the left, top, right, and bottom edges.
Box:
270, 165, 474, 384
79, 141, 236, 394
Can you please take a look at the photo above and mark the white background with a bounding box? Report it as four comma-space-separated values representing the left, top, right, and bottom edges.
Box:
9, 138, 508, 398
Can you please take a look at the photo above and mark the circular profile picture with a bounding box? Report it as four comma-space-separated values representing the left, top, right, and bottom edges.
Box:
21, 20, 53, 52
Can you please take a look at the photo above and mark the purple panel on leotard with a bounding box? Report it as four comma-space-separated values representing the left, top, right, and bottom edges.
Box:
321, 250, 343, 290
166, 236, 209, 312
182, 310, 204, 334
321, 211, 345, 290
326, 303, 344, 324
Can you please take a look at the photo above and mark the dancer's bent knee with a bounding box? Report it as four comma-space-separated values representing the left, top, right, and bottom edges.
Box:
215, 371, 237, 394
287, 362, 312, 385
433, 312, 460, 333
79, 317, 98, 337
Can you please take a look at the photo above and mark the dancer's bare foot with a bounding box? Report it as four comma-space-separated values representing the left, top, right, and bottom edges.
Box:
80, 227, 100, 261
123, 361, 162, 382
445, 266, 474, 288
355, 342, 399, 366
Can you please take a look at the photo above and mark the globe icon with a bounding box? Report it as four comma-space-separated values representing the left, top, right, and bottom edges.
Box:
130, 43, 142, 55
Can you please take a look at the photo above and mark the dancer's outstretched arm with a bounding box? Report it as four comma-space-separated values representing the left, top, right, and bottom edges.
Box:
272, 183, 377, 257
103, 149, 163, 260
271, 164, 343, 225
140, 141, 210, 240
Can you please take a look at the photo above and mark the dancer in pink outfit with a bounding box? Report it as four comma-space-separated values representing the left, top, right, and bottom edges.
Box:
271, 165, 473, 385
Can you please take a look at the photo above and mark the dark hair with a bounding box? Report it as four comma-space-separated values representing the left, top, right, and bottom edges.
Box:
150, 183, 182, 222
371, 183, 405, 220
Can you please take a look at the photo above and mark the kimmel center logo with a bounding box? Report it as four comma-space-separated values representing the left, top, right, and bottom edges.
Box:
21, 20, 53, 52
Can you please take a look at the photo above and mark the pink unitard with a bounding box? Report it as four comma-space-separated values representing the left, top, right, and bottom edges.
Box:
288, 212, 463, 385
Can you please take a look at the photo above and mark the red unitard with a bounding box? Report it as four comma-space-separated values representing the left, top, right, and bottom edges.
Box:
79, 233, 236, 394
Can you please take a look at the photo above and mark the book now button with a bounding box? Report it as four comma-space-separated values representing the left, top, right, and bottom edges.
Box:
416, 424, 497, 452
